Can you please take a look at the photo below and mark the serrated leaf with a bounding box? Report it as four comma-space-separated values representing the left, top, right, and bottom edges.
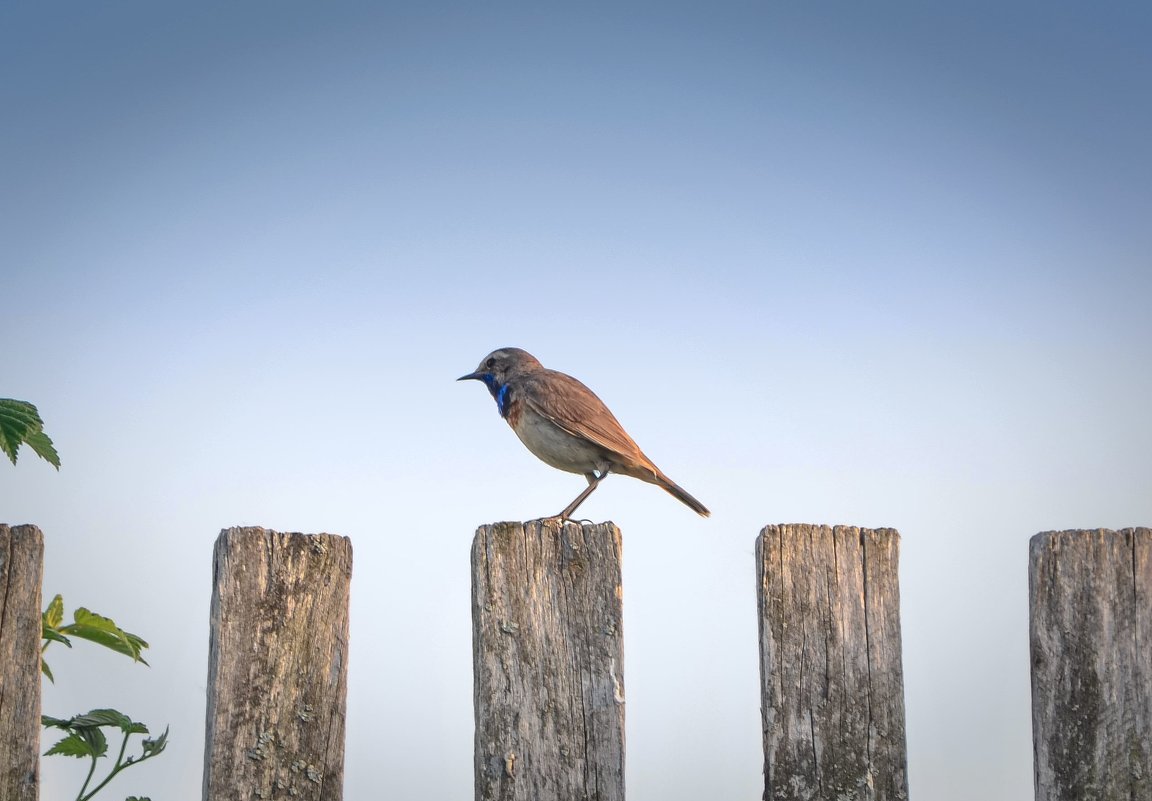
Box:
59, 623, 130, 652
0, 398, 41, 427
72, 709, 143, 732
2, 432, 20, 465
44, 732, 95, 758
42, 713, 110, 758
141, 727, 168, 757
78, 725, 108, 758
61, 608, 150, 664
0, 398, 58, 467
41, 657, 55, 683
44, 594, 64, 629
71, 608, 126, 635
0, 399, 42, 465
24, 428, 59, 468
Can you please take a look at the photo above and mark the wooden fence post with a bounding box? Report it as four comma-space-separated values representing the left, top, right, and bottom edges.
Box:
1029, 528, 1151, 801
756, 524, 908, 801
471, 520, 625, 801
202, 527, 352, 801
0, 524, 44, 801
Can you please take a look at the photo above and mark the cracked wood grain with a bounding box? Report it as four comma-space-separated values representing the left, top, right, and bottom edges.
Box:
757, 524, 907, 801
203, 527, 352, 801
0, 524, 43, 801
1029, 528, 1151, 801
471, 520, 624, 801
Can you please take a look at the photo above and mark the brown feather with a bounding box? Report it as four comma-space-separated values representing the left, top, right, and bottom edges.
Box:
516, 369, 648, 466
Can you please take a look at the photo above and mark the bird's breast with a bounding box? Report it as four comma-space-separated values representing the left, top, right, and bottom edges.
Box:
500, 389, 523, 427
508, 405, 606, 475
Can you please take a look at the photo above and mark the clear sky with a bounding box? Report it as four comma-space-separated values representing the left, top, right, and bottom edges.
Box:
4, 2, 1150, 799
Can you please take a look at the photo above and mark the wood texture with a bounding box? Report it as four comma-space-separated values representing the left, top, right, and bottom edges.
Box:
203, 527, 352, 801
0, 524, 43, 801
1029, 528, 1151, 801
472, 520, 625, 801
757, 524, 908, 801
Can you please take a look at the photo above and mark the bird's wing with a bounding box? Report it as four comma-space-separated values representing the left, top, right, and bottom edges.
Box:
518, 370, 645, 461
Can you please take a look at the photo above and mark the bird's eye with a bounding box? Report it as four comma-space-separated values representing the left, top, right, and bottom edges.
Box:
486, 358, 495, 369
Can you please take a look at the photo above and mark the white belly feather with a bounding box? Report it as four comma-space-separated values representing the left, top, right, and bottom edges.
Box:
511, 409, 606, 475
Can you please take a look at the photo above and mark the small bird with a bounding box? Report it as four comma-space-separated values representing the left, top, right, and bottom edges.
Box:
458, 347, 709, 520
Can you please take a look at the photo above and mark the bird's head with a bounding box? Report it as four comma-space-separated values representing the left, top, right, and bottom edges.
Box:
458, 348, 542, 393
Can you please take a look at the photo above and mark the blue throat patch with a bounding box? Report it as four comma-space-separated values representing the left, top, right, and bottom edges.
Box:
478, 373, 511, 418
495, 383, 511, 419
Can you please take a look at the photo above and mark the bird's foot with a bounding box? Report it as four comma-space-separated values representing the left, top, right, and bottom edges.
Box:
540, 513, 595, 527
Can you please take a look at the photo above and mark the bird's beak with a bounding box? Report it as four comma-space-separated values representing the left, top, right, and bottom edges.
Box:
458, 371, 482, 382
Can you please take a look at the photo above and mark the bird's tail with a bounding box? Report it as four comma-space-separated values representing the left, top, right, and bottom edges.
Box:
655, 473, 710, 517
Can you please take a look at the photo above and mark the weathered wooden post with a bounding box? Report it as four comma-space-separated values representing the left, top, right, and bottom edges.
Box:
0, 524, 43, 801
756, 524, 908, 801
1029, 528, 1151, 801
471, 520, 625, 801
203, 527, 352, 801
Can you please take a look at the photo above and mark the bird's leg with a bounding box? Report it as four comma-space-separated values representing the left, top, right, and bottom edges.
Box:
557, 469, 609, 520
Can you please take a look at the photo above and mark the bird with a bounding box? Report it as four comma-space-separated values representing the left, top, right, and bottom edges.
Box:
458, 347, 709, 520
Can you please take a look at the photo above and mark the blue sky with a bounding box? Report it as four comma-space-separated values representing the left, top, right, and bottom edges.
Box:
4, 3, 1151, 799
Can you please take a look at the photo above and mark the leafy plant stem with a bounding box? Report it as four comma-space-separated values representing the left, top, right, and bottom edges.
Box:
78, 730, 143, 801
77, 749, 100, 801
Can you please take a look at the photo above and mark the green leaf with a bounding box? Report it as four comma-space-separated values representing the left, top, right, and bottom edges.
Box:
43, 722, 108, 759
41, 715, 73, 729
0, 398, 41, 426
0, 398, 59, 468
42, 595, 70, 683
45, 732, 95, 758
0, 398, 41, 465
23, 428, 60, 468
59, 608, 150, 664
44, 594, 65, 629
42, 627, 71, 646
78, 725, 108, 758
71, 709, 148, 734
141, 727, 168, 757
71, 709, 132, 728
